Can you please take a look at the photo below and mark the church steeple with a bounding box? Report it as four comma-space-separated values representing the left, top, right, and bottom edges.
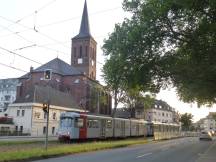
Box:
74, 0, 91, 39
71, 0, 97, 80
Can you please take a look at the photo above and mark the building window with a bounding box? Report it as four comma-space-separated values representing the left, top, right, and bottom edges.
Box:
85, 46, 88, 56
74, 79, 80, 84
162, 112, 164, 116
15, 126, 18, 131
73, 47, 76, 57
52, 127, 55, 135
20, 126, 23, 132
53, 112, 56, 120
43, 126, 46, 134
5, 95, 10, 101
92, 48, 94, 59
21, 110, 25, 116
79, 46, 82, 58
44, 112, 47, 119
17, 110, 20, 116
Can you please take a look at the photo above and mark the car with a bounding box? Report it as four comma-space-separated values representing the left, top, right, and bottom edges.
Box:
199, 131, 213, 140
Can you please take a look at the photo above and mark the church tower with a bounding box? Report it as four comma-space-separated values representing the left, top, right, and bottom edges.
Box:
71, 0, 97, 80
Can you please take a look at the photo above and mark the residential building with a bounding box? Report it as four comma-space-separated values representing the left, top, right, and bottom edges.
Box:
0, 78, 19, 112
196, 112, 216, 132
7, 85, 86, 136
144, 100, 177, 123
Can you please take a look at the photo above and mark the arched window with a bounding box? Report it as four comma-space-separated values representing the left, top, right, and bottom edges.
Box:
73, 47, 76, 57
85, 46, 88, 57
79, 46, 82, 58
92, 48, 94, 59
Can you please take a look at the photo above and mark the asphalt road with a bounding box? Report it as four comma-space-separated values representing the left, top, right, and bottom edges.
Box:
33, 137, 216, 162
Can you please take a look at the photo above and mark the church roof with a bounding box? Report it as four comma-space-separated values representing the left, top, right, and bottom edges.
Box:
73, 0, 92, 39
34, 58, 82, 75
15, 85, 80, 109
20, 58, 83, 78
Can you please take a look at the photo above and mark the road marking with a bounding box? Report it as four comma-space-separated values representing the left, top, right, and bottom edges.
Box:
136, 152, 152, 158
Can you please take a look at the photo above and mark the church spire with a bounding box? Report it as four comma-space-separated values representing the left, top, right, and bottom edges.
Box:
74, 0, 91, 39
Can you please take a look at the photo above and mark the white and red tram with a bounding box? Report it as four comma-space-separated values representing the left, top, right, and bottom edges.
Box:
57, 112, 180, 141
57, 112, 148, 140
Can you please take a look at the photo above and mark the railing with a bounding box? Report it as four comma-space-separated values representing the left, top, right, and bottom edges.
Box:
0, 130, 31, 136
181, 131, 199, 137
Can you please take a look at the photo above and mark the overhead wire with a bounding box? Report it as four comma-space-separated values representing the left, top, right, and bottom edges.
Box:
0, 62, 28, 73
0, 6, 121, 38
0, 2, 117, 68
0, 15, 70, 49
0, 23, 69, 56
0, 0, 57, 33
0, 46, 43, 65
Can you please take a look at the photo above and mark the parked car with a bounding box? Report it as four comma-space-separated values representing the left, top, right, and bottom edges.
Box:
199, 131, 212, 140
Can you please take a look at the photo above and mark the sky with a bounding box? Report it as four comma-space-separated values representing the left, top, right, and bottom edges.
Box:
0, 0, 215, 122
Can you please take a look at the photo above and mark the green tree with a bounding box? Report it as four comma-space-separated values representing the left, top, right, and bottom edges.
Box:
103, 0, 216, 106
102, 55, 126, 116
180, 113, 193, 131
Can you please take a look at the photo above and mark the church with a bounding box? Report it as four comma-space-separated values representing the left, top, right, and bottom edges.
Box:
6, 0, 112, 136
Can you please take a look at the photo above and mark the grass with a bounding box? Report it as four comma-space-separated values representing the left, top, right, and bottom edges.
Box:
0, 138, 149, 162
0, 140, 43, 146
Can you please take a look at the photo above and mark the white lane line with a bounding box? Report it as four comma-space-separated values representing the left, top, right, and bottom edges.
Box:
136, 152, 153, 158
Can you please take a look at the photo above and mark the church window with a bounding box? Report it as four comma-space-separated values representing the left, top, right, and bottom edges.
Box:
92, 48, 94, 59
79, 46, 82, 58
85, 46, 88, 57
73, 47, 76, 57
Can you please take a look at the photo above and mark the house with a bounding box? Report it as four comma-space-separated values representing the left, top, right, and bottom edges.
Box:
7, 85, 85, 136
144, 100, 177, 123
0, 78, 19, 113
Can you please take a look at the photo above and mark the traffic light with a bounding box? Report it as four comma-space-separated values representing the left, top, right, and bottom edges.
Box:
44, 69, 52, 80
43, 103, 48, 113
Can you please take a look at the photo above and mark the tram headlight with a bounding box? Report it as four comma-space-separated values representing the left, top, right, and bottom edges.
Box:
67, 131, 70, 135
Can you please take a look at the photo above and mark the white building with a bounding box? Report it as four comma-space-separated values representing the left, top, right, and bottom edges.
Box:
0, 78, 19, 113
197, 113, 216, 132
144, 100, 177, 123
6, 85, 85, 136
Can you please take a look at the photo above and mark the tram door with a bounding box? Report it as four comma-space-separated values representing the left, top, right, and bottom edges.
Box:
100, 119, 106, 138
121, 121, 125, 137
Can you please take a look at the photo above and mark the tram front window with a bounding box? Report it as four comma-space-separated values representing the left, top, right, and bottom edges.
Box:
60, 117, 73, 128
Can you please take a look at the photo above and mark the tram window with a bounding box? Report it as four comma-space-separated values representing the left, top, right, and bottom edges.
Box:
106, 120, 112, 128
87, 120, 92, 128
87, 119, 99, 128
75, 118, 84, 128
92, 120, 99, 128
158, 125, 161, 132
60, 117, 73, 128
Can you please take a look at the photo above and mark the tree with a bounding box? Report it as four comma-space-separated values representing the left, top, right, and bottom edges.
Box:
180, 113, 193, 131
121, 86, 155, 117
102, 54, 155, 116
103, 0, 216, 106
102, 55, 126, 117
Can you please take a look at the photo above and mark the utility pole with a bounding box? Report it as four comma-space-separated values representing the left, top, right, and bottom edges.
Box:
43, 69, 52, 150
43, 101, 49, 150
97, 90, 100, 114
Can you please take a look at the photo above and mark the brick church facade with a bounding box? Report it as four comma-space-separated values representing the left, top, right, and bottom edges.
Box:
15, 0, 112, 115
